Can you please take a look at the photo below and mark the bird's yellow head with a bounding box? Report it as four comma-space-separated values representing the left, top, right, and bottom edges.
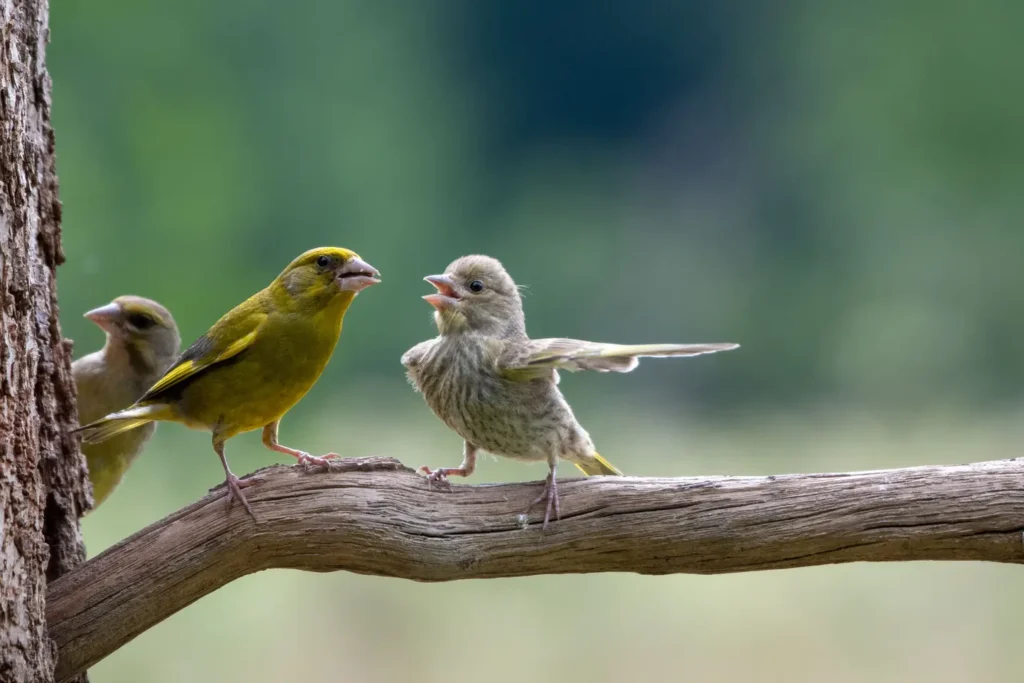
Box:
84, 295, 181, 374
272, 247, 381, 311
422, 254, 526, 337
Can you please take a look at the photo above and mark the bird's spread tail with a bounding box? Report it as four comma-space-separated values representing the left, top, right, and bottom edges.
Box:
74, 404, 167, 445
574, 452, 623, 476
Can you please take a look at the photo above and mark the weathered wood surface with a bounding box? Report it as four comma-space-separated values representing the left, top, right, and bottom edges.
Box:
48, 456, 1024, 682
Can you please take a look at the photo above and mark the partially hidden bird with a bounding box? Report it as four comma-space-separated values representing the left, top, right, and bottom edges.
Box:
73, 296, 181, 510
76, 247, 381, 519
402, 254, 739, 529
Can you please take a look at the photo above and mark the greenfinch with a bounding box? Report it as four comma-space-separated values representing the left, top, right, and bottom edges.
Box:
73, 296, 181, 510
76, 247, 380, 518
402, 255, 738, 528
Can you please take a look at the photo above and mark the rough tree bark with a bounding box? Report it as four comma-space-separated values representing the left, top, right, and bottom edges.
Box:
0, 0, 90, 682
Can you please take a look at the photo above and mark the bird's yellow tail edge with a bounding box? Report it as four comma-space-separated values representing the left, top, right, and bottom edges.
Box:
574, 452, 623, 476
74, 403, 170, 445
75, 417, 153, 445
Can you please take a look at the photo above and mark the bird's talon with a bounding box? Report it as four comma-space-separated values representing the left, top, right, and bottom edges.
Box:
419, 466, 453, 491
224, 473, 258, 490
524, 473, 560, 530
296, 452, 338, 471
224, 474, 256, 521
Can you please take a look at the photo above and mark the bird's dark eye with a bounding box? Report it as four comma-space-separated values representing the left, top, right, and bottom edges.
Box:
316, 255, 332, 269
469, 280, 485, 293
127, 313, 155, 330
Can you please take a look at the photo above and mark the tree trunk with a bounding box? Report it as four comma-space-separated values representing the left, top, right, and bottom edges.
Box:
0, 0, 90, 681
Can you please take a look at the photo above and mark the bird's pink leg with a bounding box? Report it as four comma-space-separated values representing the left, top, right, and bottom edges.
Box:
418, 442, 477, 490
525, 461, 560, 530
214, 438, 257, 521
262, 421, 338, 468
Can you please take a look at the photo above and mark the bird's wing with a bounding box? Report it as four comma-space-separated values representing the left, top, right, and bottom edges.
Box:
498, 339, 739, 380
137, 309, 267, 403
400, 339, 435, 369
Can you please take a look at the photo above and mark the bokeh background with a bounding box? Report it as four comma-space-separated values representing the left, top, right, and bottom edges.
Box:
51, 1, 1024, 681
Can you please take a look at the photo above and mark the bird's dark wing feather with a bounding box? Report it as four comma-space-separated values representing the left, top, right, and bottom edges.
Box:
136, 311, 266, 403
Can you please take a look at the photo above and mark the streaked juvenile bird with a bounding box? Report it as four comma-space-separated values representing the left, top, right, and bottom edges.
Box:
402, 254, 738, 529
76, 247, 380, 519
73, 296, 181, 510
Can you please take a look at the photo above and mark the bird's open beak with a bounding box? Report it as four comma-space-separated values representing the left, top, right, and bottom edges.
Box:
83, 302, 122, 335
423, 274, 460, 310
337, 257, 381, 293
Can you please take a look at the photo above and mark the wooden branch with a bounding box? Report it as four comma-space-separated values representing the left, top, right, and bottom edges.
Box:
48, 456, 1024, 682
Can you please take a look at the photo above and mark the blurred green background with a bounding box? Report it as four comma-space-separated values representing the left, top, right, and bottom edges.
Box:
50, 0, 1024, 681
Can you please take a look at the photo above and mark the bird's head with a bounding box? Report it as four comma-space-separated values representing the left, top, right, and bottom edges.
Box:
273, 247, 381, 310
422, 255, 525, 337
85, 296, 181, 375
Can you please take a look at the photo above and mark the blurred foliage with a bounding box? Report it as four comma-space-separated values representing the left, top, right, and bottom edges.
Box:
46, 0, 1024, 681
52, 0, 1024, 413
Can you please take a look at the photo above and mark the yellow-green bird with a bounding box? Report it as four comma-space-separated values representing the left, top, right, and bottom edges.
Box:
76, 247, 380, 518
73, 296, 181, 510
402, 254, 738, 528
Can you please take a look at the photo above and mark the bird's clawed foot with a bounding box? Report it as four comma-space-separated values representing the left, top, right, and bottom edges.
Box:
417, 465, 457, 491
224, 473, 257, 521
295, 451, 340, 472
525, 471, 560, 530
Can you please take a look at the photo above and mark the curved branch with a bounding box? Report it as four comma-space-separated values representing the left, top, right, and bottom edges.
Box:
48, 457, 1024, 681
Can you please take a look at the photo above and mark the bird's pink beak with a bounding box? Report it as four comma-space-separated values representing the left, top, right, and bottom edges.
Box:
423, 274, 460, 310
84, 302, 122, 335
337, 257, 381, 293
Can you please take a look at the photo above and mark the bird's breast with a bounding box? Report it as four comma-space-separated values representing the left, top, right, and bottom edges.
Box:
415, 339, 570, 459
176, 314, 343, 436
418, 342, 495, 418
